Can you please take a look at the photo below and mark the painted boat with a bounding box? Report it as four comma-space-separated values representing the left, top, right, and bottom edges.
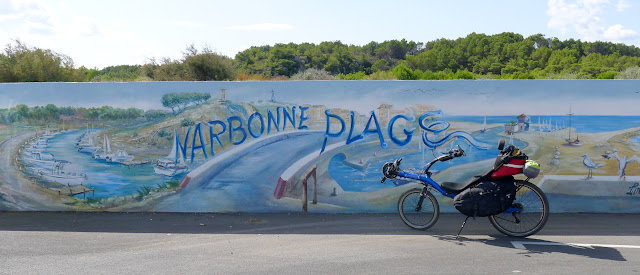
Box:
93, 134, 114, 160
106, 149, 134, 163
37, 161, 87, 186
23, 152, 56, 168
153, 130, 188, 176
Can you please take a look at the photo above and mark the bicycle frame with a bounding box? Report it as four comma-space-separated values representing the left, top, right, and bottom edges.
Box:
396, 170, 523, 214
387, 144, 548, 237
397, 171, 455, 198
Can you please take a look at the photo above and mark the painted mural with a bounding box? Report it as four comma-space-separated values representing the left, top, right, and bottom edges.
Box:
1, 80, 639, 213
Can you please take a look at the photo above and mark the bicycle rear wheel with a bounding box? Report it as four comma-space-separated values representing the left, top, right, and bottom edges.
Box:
398, 188, 440, 230
489, 180, 549, 237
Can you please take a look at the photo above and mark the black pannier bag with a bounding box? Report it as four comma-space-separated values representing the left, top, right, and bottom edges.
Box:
453, 176, 517, 217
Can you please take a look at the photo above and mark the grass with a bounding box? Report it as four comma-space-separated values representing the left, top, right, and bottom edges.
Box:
63, 179, 183, 208
0, 124, 36, 142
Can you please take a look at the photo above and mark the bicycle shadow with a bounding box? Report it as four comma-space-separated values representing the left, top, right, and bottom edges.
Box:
434, 234, 627, 262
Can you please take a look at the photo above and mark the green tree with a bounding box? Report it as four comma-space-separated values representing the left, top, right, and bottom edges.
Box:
15, 104, 30, 119
161, 93, 181, 114
183, 45, 235, 81
391, 63, 417, 80
1, 40, 84, 82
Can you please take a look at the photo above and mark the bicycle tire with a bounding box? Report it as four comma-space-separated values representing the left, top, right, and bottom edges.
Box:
488, 180, 549, 237
398, 188, 440, 230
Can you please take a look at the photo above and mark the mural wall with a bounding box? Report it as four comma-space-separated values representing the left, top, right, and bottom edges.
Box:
1, 80, 639, 213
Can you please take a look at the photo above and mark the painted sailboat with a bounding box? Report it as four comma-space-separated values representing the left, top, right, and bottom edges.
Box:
93, 134, 113, 160
77, 129, 100, 153
565, 106, 583, 147
153, 130, 188, 177
60, 121, 67, 133
480, 116, 487, 133
78, 142, 100, 153
43, 126, 56, 139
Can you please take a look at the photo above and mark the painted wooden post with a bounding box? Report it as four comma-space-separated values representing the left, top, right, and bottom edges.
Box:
312, 167, 317, 205
301, 166, 318, 212
302, 179, 308, 213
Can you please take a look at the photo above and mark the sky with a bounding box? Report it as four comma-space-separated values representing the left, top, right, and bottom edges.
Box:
0, 0, 639, 69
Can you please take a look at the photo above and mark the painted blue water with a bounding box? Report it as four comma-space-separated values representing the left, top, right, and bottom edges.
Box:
632, 136, 640, 146
43, 130, 184, 198
329, 126, 526, 192
445, 115, 640, 133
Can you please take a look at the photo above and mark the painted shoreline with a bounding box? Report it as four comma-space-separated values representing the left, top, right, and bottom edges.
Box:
0, 132, 76, 210
0, 131, 183, 211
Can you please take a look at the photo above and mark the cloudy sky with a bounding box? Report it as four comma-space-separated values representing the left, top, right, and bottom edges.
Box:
1, 0, 638, 69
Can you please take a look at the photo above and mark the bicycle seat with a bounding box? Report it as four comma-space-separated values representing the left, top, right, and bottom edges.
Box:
440, 169, 493, 194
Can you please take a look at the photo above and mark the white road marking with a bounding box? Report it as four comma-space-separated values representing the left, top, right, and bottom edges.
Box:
511, 241, 640, 250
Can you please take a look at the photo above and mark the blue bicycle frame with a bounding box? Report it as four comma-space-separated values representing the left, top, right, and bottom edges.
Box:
397, 171, 455, 198
396, 169, 522, 214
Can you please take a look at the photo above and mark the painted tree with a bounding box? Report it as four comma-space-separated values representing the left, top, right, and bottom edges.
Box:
161, 93, 181, 114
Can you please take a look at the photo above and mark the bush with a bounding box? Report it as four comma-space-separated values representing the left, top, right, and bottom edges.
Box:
454, 70, 476, 80
157, 129, 171, 138
181, 118, 195, 127
616, 66, 640, 79
597, 71, 617, 79
291, 68, 336, 80
391, 63, 417, 80
337, 71, 366, 80
366, 71, 396, 80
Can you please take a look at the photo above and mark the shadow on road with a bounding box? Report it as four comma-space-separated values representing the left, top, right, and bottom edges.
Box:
435, 235, 627, 262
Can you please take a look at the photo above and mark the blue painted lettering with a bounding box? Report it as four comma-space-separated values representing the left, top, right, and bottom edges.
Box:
248, 112, 265, 138
627, 182, 640, 196
346, 111, 364, 145
267, 107, 281, 133
176, 127, 191, 163
363, 111, 388, 149
207, 120, 225, 157
283, 106, 296, 130
321, 109, 345, 154
227, 116, 247, 145
389, 115, 415, 146
190, 123, 208, 163
298, 106, 310, 130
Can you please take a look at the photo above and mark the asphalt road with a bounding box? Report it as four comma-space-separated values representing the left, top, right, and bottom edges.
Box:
1, 212, 639, 274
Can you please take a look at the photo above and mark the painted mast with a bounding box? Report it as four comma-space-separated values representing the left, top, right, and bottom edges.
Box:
567, 105, 574, 142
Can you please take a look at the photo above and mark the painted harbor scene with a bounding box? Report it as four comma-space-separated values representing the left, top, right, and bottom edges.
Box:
1, 80, 639, 213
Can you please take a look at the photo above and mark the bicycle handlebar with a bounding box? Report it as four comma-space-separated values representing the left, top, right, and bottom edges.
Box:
437, 146, 465, 161
381, 146, 466, 182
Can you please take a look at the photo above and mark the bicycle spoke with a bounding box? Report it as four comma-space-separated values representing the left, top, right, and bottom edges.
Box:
398, 189, 439, 230
490, 181, 549, 237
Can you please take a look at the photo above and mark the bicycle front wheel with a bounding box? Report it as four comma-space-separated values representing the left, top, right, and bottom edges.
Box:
489, 180, 549, 237
398, 188, 440, 230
